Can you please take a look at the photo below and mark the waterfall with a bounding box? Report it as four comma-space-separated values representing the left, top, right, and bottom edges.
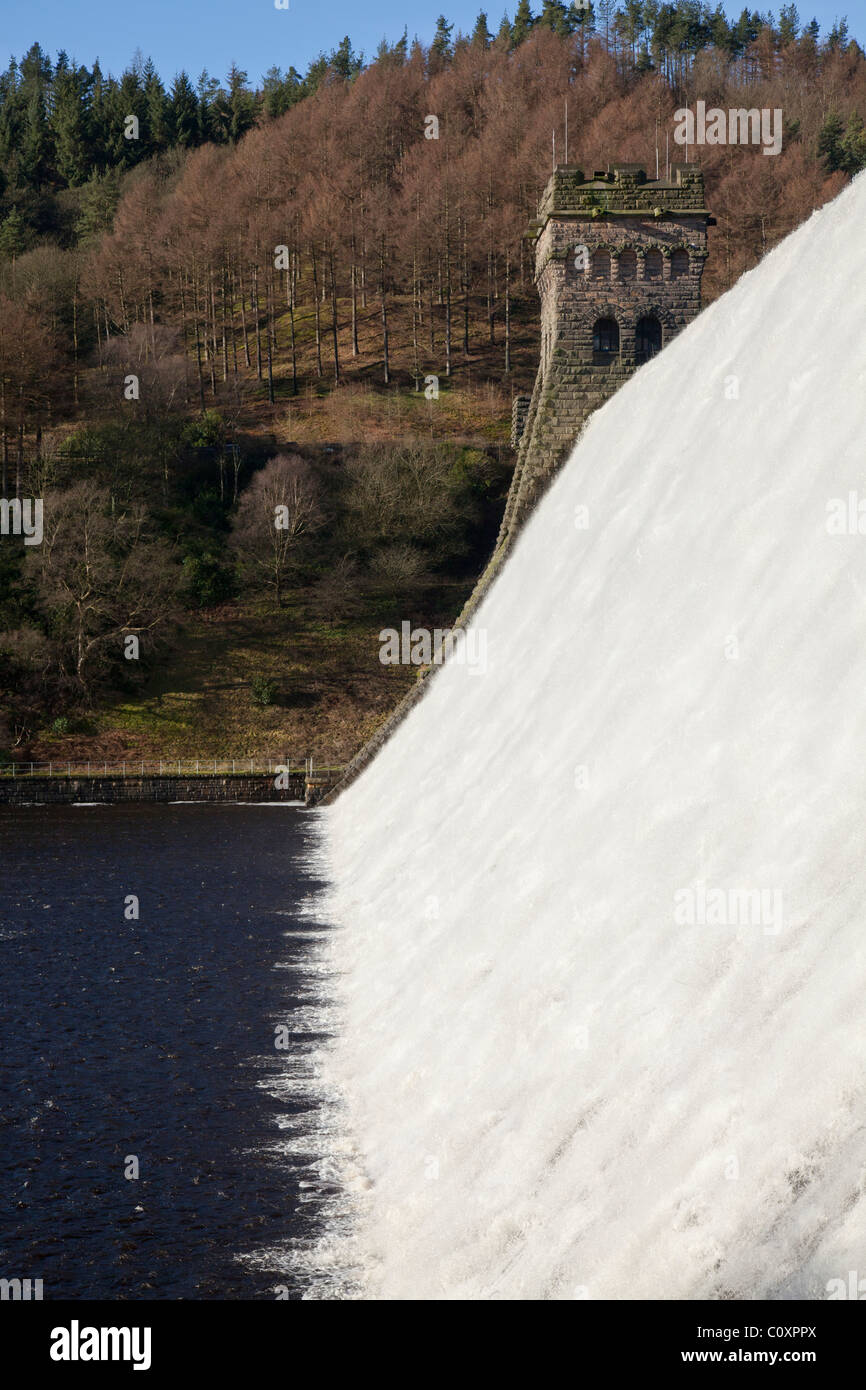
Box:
317, 170, 866, 1300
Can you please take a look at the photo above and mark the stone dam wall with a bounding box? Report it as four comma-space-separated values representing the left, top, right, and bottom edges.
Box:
0, 774, 312, 806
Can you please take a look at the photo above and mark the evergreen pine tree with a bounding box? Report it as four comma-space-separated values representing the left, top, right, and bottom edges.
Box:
87, 59, 110, 171
50, 63, 91, 185
20, 85, 52, 188
571, 1, 596, 44
840, 112, 866, 174
196, 70, 222, 143
495, 12, 515, 47
0, 205, 26, 261
472, 11, 494, 46
110, 69, 147, 166
75, 170, 121, 241
778, 3, 800, 44
143, 61, 169, 153
226, 65, 257, 141
817, 112, 845, 172
330, 37, 363, 79
303, 55, 329, 97
539, 1, 573, 35
168, 72, 198, 146
431, 15, 455, 62
826, 19, 849, 50
262, 66, 288, 118
512, 0, 536, 45
0, 60, 23, 182
706, 3, 734, 56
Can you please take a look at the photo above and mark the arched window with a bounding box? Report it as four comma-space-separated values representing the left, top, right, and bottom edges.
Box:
591, 249, 610, 281
644, 249, 663, 281
635, 315, 662, 363
593, 317, 619, 355
670, 248, 689, 280
618, 249, 637, 281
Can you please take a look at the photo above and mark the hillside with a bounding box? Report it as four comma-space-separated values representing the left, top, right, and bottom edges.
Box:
1, 10, 865, 766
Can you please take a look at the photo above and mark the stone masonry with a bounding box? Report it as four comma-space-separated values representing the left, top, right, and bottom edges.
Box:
321, 161, 712, 804
469, 161, 712, 620
0, 774, 312, 805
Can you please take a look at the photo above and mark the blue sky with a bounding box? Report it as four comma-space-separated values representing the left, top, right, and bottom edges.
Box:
1, 1, 860, 86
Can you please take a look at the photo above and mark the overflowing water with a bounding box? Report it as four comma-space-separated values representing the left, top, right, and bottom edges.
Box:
316, 171, 866, 1299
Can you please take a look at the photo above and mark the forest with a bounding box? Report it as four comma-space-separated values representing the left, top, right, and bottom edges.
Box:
1, 2, 865, 764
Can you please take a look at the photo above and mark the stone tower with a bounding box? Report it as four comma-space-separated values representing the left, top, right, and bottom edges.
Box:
498, 162, 712, 562
321, 162, 713, 805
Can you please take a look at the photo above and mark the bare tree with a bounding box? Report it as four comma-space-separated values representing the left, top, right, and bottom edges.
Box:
342, 443, 460, 549
27, 481, 177, 695
230, 452, 321, 607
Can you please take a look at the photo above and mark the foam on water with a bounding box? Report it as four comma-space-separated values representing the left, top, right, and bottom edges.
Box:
316, 171, 866, 1300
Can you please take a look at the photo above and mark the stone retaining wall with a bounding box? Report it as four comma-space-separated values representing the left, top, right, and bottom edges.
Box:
0, 775, 310, 805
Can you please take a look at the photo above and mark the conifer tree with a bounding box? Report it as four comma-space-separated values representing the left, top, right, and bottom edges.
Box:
75, 171, 121, 242
817, 112, 845, 171
778, 3, 800, 44
330, 37, 363, 79
168, 72, 198, 146
196, 70, 222, 143
50, 63, 91, 185
431, 15, 455, 63
0, 206, 26, 262
495, 12, 515, 47
225, 65, 257, 143
512, 0, 536, 46
841, 112, 866, 174
143, 60, 169, 153
20, 85, 51, 188
539, 1, 574, 36
472, 11, 493, 46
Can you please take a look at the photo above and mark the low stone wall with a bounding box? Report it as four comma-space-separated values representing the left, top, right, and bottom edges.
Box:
0, 774, 310, 806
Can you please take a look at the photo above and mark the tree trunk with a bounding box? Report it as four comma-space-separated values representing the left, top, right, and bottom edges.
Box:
220, 265, 229, 381
462, 219, 470, 355
329, 252, 340, 383
1, 377, 7, 495
72, 291, 80, 406
240, 262, 252, 368
504, 252, 511, 375
193, 274, 206, 411
207, 270, 217, 394
287, 257, 298, 396
252, 263, 263, 380
310, 248, 323, 377
230, 268, 239, 378
266, 266, 275, 404
379, 236, 390, 386
411, 248, 420, 388
350, 233, 359, 357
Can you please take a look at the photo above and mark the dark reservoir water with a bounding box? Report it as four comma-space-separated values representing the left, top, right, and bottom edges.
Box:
0, 803, 331, 1300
